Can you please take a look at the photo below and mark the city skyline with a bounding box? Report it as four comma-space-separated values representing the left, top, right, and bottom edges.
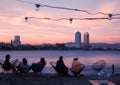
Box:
3, 31, 86, 45
0, 0, 120, 44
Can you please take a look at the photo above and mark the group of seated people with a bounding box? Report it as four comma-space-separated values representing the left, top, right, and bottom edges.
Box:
0, 54, 85, 77
50, 56, 85, 77
0, 54, 46, 74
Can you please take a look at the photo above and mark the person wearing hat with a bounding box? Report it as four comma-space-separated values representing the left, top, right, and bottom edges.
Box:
71, 58, 81, 77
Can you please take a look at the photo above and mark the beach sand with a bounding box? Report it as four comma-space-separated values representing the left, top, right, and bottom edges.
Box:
0, 73, 119, 85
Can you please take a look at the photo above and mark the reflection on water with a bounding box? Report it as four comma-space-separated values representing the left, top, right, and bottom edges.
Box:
0, 51, 120, 74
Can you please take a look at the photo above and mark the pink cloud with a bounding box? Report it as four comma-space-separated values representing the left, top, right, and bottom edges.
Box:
0, 1, 120, 44
98, 1, 118, 14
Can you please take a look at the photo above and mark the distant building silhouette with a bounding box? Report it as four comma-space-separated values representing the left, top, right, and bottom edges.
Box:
84, 32, 89, 49
75, 31, 81, 48
11, 35, 21, 47
65, 42, 76, 48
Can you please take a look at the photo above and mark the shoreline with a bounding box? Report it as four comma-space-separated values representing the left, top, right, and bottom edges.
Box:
0, 49, 120, 51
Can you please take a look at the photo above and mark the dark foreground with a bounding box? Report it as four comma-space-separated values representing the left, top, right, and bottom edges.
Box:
0, 73, 119, 85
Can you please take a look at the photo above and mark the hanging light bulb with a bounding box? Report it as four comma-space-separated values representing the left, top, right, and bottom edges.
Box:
25, 17, 28, 22
35, 4, 40, 11
69, 18, 73, 24
108, 14, 112, 20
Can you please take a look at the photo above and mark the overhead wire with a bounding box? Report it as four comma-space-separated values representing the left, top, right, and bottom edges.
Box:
24, 16, 120, 24
0, 0, 120, 24
16, 0, 120, 17
1, 14, 120, 24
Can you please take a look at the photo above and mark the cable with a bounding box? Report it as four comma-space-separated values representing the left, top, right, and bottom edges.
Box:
24, 16, 120, 24
1, 15, 120, 24
16, 0, 120, 17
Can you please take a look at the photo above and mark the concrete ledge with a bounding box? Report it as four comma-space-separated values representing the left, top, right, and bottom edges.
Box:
0, 73, 119, 85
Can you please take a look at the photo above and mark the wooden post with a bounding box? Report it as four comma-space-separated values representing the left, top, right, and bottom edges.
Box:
112, 64, 115, 76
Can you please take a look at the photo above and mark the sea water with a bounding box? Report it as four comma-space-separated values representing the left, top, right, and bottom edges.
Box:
0, 50, 120, 74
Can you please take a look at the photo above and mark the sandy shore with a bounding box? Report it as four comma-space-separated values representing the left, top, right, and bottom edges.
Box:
0, 73, 119, 85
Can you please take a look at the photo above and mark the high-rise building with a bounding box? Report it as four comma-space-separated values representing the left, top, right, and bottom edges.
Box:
84, 32, 89, 49
13, 35, 21, 46
75, 31, 81, 48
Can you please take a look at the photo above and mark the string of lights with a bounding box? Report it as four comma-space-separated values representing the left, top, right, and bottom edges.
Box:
2, 0, 120, 24
1, 14, 120, 24
16, 0, 120, 19
24, 16, 120, 24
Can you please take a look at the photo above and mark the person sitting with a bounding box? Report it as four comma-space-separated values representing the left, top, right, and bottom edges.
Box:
71, 58, 85, 77
30, 57, 46, 73
51, 56, 68, 76
17, 58, 30, 73
1, 54, 18, 73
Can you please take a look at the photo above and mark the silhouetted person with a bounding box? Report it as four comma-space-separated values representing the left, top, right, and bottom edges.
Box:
31, 57, 46, 73
17, 58, 30, 73
56, 56, 68, 76
2, 54, 18, 72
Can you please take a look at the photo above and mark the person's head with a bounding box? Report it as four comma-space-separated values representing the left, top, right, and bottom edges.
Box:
5, 54, 10, 60
59, 56, 63, 60
22, 58, 27, 64
40, 57, 45, 63
73, 58, 78, 61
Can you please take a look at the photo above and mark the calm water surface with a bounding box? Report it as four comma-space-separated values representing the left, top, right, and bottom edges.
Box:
0, 50, 120, 74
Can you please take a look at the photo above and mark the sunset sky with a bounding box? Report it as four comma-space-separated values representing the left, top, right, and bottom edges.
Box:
0, 0, 120, 44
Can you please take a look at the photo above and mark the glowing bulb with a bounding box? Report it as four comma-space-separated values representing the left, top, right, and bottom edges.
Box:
69, 18, 73, 24
35, 4, 40, 11
25, 17, 28, 22
108, 14, 112, 20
